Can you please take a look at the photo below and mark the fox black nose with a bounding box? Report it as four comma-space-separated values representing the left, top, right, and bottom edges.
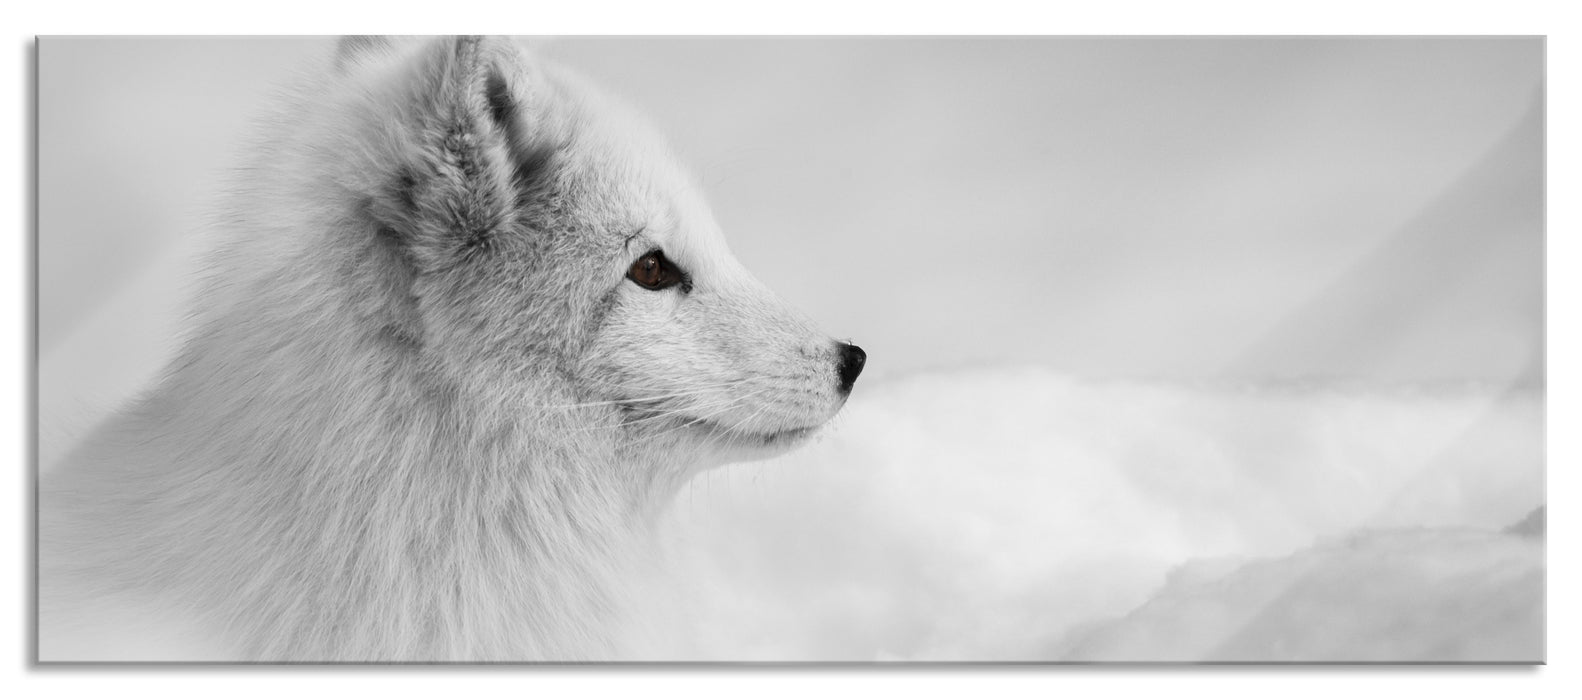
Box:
836, 343, 866, 394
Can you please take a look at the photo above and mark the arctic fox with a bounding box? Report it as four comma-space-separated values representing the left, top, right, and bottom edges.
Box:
39, 36, 866, 662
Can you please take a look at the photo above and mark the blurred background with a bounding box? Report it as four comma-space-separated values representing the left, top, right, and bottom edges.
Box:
38, 37, 1544, 661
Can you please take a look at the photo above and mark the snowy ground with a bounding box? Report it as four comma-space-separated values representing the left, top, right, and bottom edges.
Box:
651, 367, 1544, 661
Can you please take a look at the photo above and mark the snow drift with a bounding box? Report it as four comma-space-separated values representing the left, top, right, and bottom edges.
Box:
652, 367, 1544, 661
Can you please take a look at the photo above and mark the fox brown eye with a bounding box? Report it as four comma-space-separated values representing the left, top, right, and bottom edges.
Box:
627, 250, 687, 291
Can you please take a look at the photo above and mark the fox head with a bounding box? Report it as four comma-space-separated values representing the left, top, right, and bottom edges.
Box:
254, 36, 865, 474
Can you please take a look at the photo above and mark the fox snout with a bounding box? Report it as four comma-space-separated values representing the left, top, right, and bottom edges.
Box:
836, 342, 866, 394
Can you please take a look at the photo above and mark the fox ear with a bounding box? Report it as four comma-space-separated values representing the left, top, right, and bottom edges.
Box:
361, 36, 554, 270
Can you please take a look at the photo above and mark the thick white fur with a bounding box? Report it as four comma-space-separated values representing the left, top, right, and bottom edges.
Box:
40, 36, 852, 662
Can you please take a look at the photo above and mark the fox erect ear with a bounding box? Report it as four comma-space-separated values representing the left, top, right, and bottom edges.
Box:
361, 36, 555, 270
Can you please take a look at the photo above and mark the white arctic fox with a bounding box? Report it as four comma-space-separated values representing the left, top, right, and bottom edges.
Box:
39, 36, 866, 662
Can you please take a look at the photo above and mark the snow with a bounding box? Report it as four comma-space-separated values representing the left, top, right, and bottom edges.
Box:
653, 367, 1544, 661
1063, 529, 1542, 662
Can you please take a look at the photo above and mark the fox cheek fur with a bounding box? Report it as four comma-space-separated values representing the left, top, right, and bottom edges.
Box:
583, 271, 850, 448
